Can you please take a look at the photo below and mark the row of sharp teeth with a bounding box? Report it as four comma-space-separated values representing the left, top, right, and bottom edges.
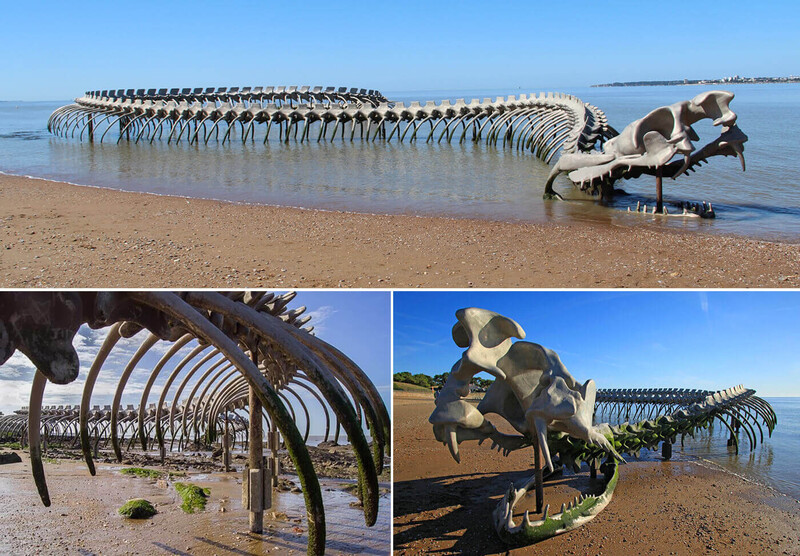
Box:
521, 492, 593, 527
628, 201, 666, 215
680, 201, 714, 214
627, 200, 713, 216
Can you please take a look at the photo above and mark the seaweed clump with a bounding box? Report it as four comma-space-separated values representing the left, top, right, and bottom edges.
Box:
118, 499, 157, 519
120, 467, 164, 479
174, 482, 210, 513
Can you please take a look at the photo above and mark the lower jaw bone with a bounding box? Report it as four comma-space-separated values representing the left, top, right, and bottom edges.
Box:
492, 462, 619, 546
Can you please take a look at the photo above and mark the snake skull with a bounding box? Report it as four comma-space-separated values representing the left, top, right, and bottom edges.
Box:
544, 90, 748, 202
429, 307, 616, 470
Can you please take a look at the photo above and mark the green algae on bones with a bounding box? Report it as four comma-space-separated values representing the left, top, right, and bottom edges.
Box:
118, 498, 157, 518
174, 482, 210, 513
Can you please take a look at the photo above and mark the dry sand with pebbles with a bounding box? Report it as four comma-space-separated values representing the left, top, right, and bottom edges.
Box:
1, 174, 799, 288
393, 393, 800, 556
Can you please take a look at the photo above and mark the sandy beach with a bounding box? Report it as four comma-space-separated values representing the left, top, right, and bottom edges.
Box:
0, 449, 390, 555
1, 174, 798, 288
393, 393, 800, 555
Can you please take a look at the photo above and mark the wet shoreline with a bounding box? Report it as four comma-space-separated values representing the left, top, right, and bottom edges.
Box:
0, 449, 390, 555
2, 173, 799, 288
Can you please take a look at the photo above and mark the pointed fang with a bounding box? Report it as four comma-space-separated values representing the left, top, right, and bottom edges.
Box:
675, 154, 691, 178
731, 143, 746, 171
447, 427, 460, 463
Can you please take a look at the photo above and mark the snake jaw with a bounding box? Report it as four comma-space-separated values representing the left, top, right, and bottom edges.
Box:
493, 463, 619, 546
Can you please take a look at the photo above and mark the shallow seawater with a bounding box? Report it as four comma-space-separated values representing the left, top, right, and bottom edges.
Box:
1, 83, 799, 241
602, 397, 800, 500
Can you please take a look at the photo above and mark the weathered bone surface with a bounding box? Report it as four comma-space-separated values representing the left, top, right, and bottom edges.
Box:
47, 86, 746, 208
430, 308, 775, 547
0, 291, 390, 556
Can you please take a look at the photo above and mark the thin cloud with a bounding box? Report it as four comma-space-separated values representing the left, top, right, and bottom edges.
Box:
699, 291, 709, 314
0, 351, 37, 381
306, 305, 335, 335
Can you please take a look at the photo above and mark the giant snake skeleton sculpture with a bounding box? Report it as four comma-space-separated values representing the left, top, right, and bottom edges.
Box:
0, 403, 252, 455
0, 291, 390, 556
429, 308, 775, 547
48, 86, 747, 216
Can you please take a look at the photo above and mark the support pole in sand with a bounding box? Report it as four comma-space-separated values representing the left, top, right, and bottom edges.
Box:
656, 167, 664, 214
533, 437, 543, 514
661, 440, 672, 460
87, 117, 94, 142
727, 416, 740, 447
248, 384, 264, 533
269, 429, 280, 487
264, 454, 273, 510
590, 459, 597, 479
223, 410, 230, 472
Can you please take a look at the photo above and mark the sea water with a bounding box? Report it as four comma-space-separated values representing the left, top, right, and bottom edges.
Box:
608, 397, 800, 500
1, 84, 799, 241
678, 397, 800, 501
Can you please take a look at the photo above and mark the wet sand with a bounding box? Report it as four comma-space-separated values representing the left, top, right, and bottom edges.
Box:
1, 174, 798, 288
393, 394, 800, 555
0, 451, 389, 555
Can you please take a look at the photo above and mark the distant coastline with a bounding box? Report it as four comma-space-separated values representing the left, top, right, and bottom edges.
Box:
592, 75, 800, 87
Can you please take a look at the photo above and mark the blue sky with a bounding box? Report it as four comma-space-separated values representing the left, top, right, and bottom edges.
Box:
0, 291, 391, 438
1, 1, 798, 101
394, 291, 800, 397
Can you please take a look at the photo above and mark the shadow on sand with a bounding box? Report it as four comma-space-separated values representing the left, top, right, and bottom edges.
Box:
394, 468, 606, 554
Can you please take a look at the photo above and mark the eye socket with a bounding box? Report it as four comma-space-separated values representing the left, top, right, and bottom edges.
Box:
452, 322, 470, 347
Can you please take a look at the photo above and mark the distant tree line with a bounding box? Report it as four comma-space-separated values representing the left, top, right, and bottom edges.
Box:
394, 371, 493, 390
